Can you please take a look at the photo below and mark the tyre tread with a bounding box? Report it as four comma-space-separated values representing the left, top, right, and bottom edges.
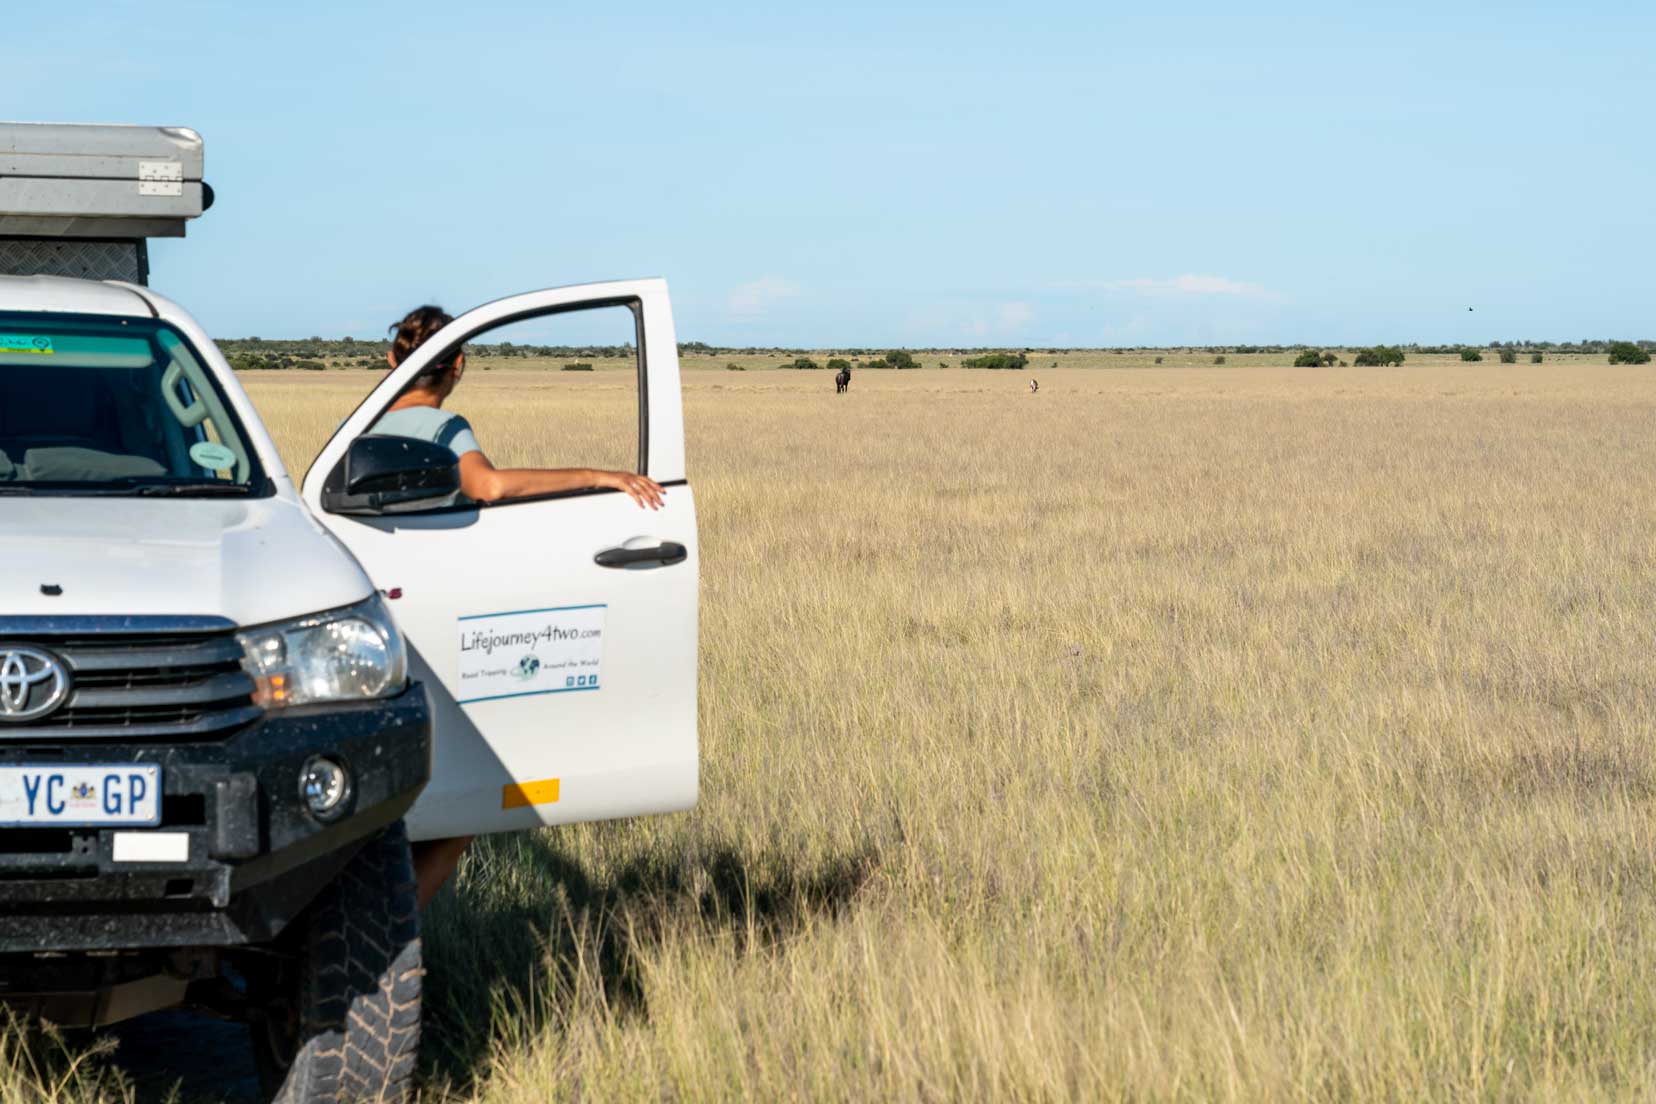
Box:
261, 820, 422, 1104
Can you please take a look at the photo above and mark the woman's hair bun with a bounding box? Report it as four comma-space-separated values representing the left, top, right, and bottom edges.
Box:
389, 305, 457, 387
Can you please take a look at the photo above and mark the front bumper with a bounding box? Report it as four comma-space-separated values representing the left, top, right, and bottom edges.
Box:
0, 684, 430, 953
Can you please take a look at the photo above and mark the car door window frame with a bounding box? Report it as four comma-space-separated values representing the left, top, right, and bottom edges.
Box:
309, 296, 650, 516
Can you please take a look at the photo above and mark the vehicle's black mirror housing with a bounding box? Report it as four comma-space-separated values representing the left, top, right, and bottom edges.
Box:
320, 435, 461, 516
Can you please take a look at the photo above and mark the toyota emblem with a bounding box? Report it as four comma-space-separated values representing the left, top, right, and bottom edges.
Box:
0, 646, 70, 722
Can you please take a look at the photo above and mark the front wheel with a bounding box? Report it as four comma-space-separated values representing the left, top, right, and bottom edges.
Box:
251, 820, 422, 1104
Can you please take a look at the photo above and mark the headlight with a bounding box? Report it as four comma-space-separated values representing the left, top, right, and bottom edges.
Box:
237, 593, 408, 709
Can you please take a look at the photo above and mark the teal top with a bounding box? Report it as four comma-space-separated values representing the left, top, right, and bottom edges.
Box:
369, 407, 482, 458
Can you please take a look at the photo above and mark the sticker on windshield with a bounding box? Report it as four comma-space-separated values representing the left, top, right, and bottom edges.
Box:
0, 335, 53, 355
456, 604, 605, 705
189, 441, 237, 470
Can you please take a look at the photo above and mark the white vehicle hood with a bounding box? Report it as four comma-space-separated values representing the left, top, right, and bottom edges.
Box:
0, 495, 373, 625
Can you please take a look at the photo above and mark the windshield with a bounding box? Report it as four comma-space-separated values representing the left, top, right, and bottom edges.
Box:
0, 311, 265, 496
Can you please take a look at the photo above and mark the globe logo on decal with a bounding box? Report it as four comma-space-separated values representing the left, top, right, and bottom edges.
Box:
513, 654, 541, 682
0, 646, 70, 722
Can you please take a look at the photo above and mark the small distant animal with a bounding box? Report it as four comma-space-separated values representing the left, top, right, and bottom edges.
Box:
835, 365, 851, 393
1030, 379, 1039, 393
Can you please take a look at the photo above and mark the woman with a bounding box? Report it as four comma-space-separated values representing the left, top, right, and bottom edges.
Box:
374, 305, 665, 907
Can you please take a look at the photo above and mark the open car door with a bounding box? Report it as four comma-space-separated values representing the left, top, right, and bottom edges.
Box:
300, 279, 696, 840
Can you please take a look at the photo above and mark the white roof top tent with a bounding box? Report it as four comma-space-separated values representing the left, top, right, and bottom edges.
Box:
0, 122, 210, 285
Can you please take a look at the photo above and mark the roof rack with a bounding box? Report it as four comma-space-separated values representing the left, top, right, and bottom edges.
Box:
0, 123, 210, 286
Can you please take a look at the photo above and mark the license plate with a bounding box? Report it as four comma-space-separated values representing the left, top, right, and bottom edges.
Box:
0, 765, 161, 827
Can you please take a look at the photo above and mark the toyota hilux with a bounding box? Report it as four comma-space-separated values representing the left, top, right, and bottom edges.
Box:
0, 238, 698, 1101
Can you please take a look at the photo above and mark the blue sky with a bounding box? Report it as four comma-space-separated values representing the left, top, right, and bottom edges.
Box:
11, 1, 1653, 346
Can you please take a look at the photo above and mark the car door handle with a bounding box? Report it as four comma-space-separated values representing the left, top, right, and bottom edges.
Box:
594, 541, 688, 569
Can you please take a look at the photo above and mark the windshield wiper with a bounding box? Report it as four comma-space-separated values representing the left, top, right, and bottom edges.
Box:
129, 481, 252, 497
0, 479, 253, 496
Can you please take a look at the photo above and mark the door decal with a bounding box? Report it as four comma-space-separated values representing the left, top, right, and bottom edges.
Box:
456, 604, 606, 704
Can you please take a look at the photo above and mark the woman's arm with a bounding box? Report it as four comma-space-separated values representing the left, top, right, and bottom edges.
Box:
457, 451, 664, 509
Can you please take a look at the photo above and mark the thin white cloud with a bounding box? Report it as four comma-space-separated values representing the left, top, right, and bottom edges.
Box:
1058, 274, 1284, 301
997, 301, 1035, 328
962, 300, 1035, 339
728, 276, 801, 317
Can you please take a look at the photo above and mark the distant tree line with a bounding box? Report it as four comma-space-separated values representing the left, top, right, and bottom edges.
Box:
781, 351, 926, 370
218, 336, 637, 370
226, 351, 362, 372
217, 335, 1656, 371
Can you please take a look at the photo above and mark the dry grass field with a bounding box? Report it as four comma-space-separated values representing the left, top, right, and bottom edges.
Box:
8, 356, 1656, 1102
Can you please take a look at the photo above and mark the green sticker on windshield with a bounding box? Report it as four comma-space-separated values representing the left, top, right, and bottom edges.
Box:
0, 335, 54, 355
189, 441, 237, 471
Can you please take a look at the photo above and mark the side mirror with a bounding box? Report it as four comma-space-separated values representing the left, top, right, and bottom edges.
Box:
321, 434, 461, 516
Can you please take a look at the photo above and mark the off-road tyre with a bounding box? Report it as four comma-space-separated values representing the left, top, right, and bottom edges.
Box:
251, 820, 422, 1104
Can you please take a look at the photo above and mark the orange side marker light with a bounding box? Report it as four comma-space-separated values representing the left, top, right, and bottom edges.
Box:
502, 777, 561, 809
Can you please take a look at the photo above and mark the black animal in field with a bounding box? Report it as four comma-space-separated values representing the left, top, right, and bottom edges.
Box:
835, 365, 851, 393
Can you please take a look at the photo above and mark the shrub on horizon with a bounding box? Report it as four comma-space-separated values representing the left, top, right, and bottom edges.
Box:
1293, 350, 1323, 367
1460, 349, 1483, 362
1353, 346, 1406, 367
562, 362, 594, 371
962, 352, 1029, 370
1499, 349, 1517, 364
1531, 353, 1544, 363
1608, 341, 1651, 364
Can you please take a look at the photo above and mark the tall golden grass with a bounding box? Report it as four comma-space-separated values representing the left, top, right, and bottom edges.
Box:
8, 359, 1656, 1101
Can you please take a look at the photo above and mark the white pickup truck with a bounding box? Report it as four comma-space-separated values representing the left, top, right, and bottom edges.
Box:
0, 124, 698, 1104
